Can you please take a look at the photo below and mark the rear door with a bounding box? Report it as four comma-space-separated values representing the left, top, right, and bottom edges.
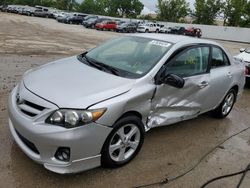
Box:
206, 46, 232, 109
148, 45, 212, 128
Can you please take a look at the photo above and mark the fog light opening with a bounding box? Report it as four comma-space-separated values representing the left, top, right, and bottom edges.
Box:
55, 147, 70, 162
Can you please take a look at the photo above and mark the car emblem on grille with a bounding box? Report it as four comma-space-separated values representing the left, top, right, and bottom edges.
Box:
16, 93, 23, 104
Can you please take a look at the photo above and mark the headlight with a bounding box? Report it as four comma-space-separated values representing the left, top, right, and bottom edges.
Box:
46, 108, 106, 128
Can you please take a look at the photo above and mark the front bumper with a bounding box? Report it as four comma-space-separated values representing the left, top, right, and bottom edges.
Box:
8, 85, 112, 174
137, 28, 146, 33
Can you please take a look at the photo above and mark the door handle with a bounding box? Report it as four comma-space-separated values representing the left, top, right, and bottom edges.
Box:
198, 81, 209, 89
227, 72, 233, 78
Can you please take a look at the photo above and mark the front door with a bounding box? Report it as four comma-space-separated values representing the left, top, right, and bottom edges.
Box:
148, 45, 212, 128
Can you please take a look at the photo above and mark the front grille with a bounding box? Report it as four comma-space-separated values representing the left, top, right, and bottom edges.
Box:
20, 109, 36, 117
24, 101, 45, 111
17, 100, 46, 117
16, 130, 40, 154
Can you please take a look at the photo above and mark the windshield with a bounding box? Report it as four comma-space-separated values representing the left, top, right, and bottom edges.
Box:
120, 23, 128, 27
87, 18, 96, 22
82, 36, 172, 78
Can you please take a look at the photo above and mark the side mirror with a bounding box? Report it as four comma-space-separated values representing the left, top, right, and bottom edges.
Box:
163, 74, 185, 88
240, 48, 245, 53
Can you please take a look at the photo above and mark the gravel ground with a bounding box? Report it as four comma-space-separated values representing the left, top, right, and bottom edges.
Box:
1, 12, 250, 188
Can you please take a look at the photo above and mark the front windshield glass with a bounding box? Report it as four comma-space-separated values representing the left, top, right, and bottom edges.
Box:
120, 23, 128, 27
84, 36, 172, 78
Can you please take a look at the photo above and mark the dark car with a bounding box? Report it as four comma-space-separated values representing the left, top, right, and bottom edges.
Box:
0, 5, 7, 12
169, 26, 186, 35
66, 14, 87, 24
83, 15, 98, 21
33, 9, 49, 17
83, 18, 110, 29
22, 7, 35, 16
185, 27, 202, 38
116, 22, 137, 33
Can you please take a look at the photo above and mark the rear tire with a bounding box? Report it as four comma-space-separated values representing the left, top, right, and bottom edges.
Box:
101, 116, 144, 168
211, 89, 236, 119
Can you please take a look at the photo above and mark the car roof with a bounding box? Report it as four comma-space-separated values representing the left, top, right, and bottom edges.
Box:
129, 33, 220, 46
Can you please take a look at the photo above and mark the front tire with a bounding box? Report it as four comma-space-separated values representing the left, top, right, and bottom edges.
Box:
101, 116, 144, 168
211, 89, 236, 118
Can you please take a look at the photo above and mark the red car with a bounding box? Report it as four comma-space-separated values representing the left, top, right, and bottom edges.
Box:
185, 27, 202, 38
96, 21, 117, 31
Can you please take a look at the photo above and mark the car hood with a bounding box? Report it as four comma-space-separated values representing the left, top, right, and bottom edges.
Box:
23, 56, 135, 109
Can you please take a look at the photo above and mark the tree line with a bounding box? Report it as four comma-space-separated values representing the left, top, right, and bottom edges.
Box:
1, 0, 249, 27
158, 0, 250, 27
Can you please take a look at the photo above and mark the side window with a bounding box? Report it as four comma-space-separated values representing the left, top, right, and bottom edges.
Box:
211, 47, 230, 68
165, 47, 209, 77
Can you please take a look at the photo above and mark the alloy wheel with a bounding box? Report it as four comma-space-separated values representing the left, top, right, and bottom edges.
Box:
222, 92, 235, 116
109, 124, 141, 162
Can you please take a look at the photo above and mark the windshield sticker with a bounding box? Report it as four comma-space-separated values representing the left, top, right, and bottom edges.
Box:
150, 40, 171, 48
136, 71, 143, 74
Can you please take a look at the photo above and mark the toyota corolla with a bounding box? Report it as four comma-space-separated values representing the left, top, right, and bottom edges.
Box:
8, 34, 245, 174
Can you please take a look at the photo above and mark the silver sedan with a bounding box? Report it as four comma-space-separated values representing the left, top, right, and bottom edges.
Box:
8, 34, 245, 174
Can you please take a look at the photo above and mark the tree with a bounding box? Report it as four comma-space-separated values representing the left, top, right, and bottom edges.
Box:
194, 0, 222, 25
56, 0, 78, 11
157, 0, 190, 22
78, 0, 144, 18
118, 0, 144, 17
222, 0, 249, 27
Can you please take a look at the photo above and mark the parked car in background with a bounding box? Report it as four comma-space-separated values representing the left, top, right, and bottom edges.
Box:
83, 18, 110, 29
0, 5, 8, 12
185, 27, 202, 38
57, 13, 71, 23
116, 22, 137, 33
159, 26, 171, 33
137, 23, 161, 33
65, 14, 87, 24
235, 47, 250, 86
83, 15, 98, 21
116, 20, 126, 26
8, 34, 245, 174
19, 7, 34, 16
169, 26, 186, 35
33, 9, 49, 18
96, 20, 117, 31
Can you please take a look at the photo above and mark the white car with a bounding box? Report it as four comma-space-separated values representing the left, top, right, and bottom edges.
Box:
235, 47, 250, 85
137, 23, 161, 33
159, 27, 171, 33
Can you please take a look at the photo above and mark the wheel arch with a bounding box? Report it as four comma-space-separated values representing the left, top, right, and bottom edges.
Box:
231, 85, 239, 94
114, 111, 142, 125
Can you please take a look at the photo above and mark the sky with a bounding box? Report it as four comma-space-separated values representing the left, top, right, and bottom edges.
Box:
140, 0, 196, 11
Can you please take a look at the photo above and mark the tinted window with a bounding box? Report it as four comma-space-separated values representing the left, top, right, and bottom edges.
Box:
211, 47, 230, 68
165, 47, 209, 77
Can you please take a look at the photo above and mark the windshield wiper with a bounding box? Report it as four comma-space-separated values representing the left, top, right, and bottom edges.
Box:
84, 55, 103, 71
78, 53, 122, 76
93, 61, 121, 76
